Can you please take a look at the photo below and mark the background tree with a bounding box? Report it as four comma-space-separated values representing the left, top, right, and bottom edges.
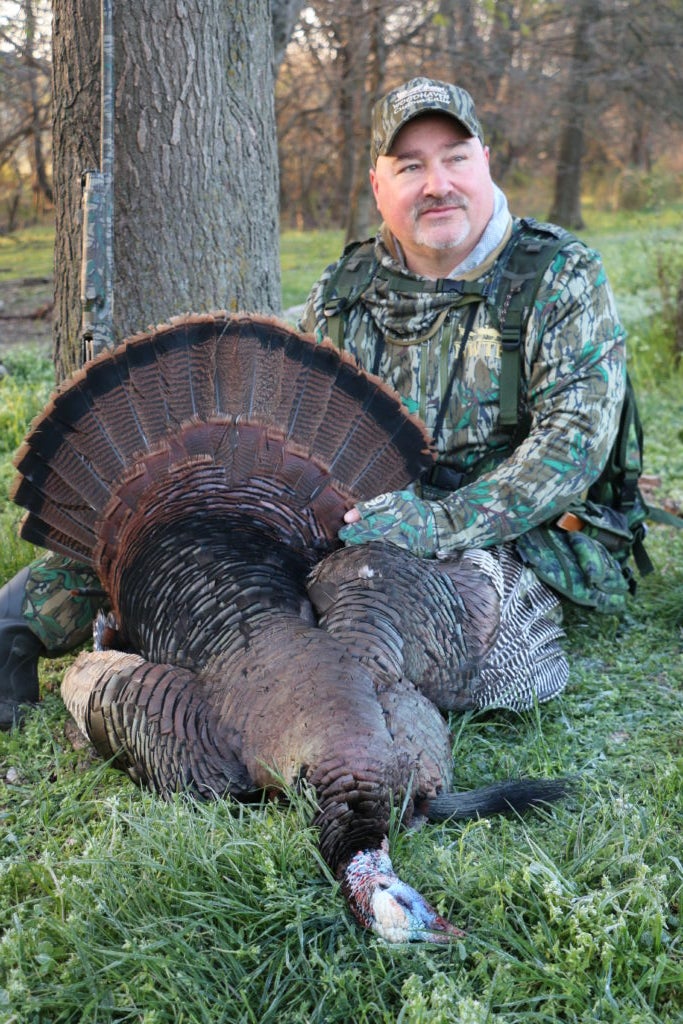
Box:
272, 0, 303, 72
24, 0, 51, 208
0, 0, 52, 229
548, 0, 597, 229
276, 0, 683, 232
4, 0, 683, 292
277, 0, 439, 238
51, 0, 289, 377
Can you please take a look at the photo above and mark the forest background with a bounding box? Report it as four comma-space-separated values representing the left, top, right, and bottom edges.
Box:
2, 0, 683, 365
1, 3, 683, 1022
2, 0, 683, 241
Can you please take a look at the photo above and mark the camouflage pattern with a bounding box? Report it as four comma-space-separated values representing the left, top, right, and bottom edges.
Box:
22, 552, 106, 653
80, 170, 115, 362
339, 491, 440, 556
516, 527, 630, 615
371, 78, 484, 165
299, 217, 627, 569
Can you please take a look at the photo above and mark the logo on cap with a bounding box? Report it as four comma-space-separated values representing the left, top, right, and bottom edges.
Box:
370, 77, 483, 165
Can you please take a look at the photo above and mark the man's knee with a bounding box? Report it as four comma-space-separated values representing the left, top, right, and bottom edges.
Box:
21, 551, 106, 653
0, 553, 107, 728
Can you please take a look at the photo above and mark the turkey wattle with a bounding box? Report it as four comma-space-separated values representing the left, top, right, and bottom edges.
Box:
11, 312, 568, 943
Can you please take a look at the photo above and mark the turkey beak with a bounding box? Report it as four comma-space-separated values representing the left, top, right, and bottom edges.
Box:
396, 888, 465, 944
420, 908, 466, 944
371, 878, 466, 944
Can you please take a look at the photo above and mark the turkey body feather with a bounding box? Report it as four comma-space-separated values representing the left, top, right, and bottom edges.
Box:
11, 313, 569, 943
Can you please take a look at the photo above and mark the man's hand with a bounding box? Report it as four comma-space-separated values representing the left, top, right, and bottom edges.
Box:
339, 490, 441, 557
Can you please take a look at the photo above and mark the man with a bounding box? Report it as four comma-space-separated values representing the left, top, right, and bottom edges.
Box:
298, 80, 629, 621
0, 77, 628, 729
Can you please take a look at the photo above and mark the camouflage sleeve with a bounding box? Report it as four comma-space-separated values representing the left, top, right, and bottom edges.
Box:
297, 262, 339, 341
431, 243, 627, 552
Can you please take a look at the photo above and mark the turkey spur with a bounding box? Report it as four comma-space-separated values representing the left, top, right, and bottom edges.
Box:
11, 312, 569, 943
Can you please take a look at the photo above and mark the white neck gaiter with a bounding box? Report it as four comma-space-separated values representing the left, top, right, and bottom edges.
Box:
446, 183, 511, 278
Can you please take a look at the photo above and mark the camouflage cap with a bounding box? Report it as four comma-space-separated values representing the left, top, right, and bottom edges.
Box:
370, 77, 484, 165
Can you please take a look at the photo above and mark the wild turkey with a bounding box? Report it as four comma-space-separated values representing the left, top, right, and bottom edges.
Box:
11, 312, 568, 943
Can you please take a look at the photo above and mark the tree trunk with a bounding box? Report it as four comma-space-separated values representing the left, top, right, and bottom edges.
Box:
25, 0, 53, 209
52, 0, 281, 379
548, 0, 598, 229
439, 0, 484, 95
51, 0, 99, 375
343, 3, 386, 243
271, 0, 304, 72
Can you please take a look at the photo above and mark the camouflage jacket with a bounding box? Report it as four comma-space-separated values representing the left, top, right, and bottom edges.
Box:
298, 218, 627, 553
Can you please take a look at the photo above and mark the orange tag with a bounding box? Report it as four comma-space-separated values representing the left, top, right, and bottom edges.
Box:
557, 512, 584, 532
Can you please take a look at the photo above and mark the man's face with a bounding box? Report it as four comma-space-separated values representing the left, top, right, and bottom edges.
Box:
370, 113, 495, 278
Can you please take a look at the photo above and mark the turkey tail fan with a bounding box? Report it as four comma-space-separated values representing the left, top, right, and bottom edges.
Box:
11, 312, 434, 572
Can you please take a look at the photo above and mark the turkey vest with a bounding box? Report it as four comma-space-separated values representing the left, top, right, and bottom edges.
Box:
321, 218, 682, 598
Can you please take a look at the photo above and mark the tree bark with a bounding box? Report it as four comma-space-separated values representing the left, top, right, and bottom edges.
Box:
52, 0, 281, 378
51, 0, 99, 375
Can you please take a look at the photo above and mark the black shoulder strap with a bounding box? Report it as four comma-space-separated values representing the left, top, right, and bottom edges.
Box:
321, 239, 377, 347
490, 218, 576, 428
321, 220, 576, 429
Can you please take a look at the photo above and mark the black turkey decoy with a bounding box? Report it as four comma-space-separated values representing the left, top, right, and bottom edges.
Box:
11, 312, 568, 943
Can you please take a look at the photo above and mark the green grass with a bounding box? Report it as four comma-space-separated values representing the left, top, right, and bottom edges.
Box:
280, 227, 344, 311
1, 216, 683, 1023
0, 348, 56, 582
0, 224, 54, 281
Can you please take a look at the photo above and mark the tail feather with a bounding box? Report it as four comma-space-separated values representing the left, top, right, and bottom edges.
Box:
15, 514, 93, 564
453, 547, 570, 711
11, 313, 432, 581
425, 777, 571, 822
325, 389, 421, 493
122, 325, 198, 438
10, 475, 96, 552
252, 320, 308, 423
84, 354, 154, 460
351, 416, 438, 496
51, 372, 141, 475
13, 409, 125, 516
13, 425, 113, 512
152, 317, 223, 426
